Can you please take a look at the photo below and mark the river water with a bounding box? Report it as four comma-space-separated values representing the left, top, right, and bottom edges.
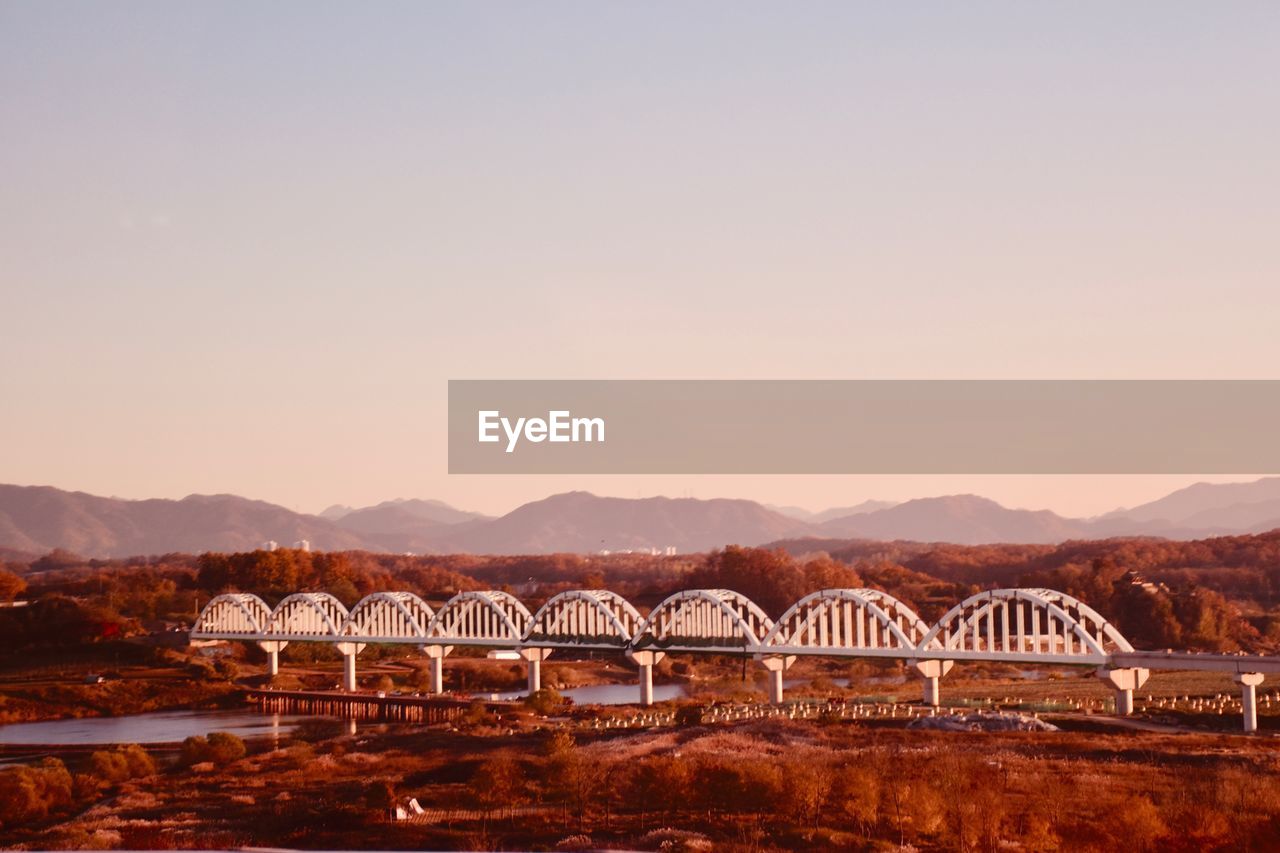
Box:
0, 682, 686, 746
0, 710, 309, 746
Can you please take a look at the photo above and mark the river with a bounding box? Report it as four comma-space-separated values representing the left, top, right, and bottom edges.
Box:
0, 682, 687, 746
482, 681, 688, 704
0, 709, 309, 746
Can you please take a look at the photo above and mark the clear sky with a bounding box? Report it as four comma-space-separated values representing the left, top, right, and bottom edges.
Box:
2, 2, 1277, 518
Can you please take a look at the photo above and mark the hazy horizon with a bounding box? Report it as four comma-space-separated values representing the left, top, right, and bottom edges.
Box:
3, 3, 1277, 520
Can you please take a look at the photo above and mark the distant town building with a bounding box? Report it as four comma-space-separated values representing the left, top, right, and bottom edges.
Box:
261, 540, 278, 552
293, 539, 311, 552
598, 545, 679, 556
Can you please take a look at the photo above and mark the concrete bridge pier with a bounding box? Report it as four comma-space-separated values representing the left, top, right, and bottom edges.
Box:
755, 654, 796, 704
1235, 672, 1265, 732
258, 640, 288, 677
421, 645, 453, 694
912, 659, 954, 707
627, 650, 666, 706
1096, 666, 1149, 716
334, 641, 365, 692
520, 647, 553, 694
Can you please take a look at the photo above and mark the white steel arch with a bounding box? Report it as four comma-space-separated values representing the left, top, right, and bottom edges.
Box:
344, 591, 435, 642
917, 588, 1134, 664
267, 592, 350, 640
428, 590, 533, 646
632, 589, 774, 652
191, 593, 272, 638
764, 588, 932, 656
527, 589, 644, 648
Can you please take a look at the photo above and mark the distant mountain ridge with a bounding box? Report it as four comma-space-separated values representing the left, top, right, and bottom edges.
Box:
1099, 477, 1280, 526
0, 485, 368, 557
427, 491, 812, 555
3, 479, 1280, 558
813, 495, 1086, 545
320, 498, 490, 526
768, 500, 897, 523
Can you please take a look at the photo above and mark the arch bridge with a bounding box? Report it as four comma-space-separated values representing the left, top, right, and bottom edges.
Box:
192, 585, 1280, 731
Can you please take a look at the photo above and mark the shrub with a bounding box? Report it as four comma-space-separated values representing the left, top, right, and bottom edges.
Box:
365, 780, 396, 810
0, 758, 73, 828
180, 732, 245, 767
292, 718, 346, 743
676, 705, 705, 726
460, 700, 495, 729
212, 657, 239, 681
90, 744, 156, 784
179, 735, 212, 767
524, 687, 564, 715
206, 732, 246, 764
281, 741, 315, 770
89, 750, 131, 784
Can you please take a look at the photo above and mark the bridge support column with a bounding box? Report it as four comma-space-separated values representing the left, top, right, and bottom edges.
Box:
1235, 672, 1264, 733
627, 650, 665, 706
1096, 666, 1149, 716
520, 648, 553, 695
912, 660, 954, 707
754, 654, 796, 705
258, 640, 288, 678
335, 641, 365, 693
421, 645, 453, 695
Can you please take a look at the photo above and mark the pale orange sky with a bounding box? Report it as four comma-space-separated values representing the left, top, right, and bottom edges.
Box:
1, 3, 1277, 519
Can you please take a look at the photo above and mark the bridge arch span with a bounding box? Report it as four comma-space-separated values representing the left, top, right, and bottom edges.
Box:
268, 592, 349, 639
192, 593, 272, 638
633, 589, 774, 652
344, 591, 435, 641
764, 588, 931, 654
527, 589, 643, 648
918, 588, 1133, 662
428, 590, 532, 645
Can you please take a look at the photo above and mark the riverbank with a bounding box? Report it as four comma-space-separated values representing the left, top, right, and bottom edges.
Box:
5, 709, 1280, 851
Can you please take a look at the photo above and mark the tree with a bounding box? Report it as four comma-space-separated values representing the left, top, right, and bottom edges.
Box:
831, 759, 881, 837
623, 753, 692, 829
0, 567, 26, 603
780, 752, 833, 828
470, 752, 525, 831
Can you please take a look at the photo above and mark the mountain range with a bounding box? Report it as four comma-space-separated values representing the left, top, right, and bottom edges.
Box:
4, 478, 1280, 559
